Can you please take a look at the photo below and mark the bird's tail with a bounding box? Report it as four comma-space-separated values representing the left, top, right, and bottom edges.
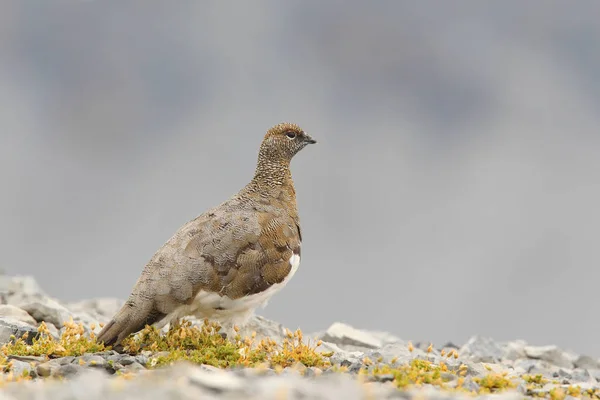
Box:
95, 300, 165, 348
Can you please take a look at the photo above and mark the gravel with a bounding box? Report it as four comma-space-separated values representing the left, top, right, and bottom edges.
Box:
0, 273, 599, 399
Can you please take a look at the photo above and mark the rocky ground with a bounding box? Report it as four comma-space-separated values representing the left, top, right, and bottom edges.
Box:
0, 273, 599, 399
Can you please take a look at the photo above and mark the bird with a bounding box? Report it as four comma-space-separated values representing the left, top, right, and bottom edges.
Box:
96, 122, 316, 347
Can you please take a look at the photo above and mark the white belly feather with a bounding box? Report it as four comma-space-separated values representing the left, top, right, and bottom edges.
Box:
159, 253, 300, 329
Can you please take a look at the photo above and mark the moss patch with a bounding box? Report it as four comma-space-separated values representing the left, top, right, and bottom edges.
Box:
1, 320, 106, 359
122, 319, 331, 369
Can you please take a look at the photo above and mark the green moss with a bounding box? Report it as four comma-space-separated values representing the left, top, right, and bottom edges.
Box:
523, 374, 548, 385
359, 358, 453, 390
1, 320, 106, 358
1, 318, 331, 371
474, 373, 516, 393
123, 319, 331, 369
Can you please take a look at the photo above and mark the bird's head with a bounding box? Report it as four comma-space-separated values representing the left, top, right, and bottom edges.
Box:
259, 122, 317, 163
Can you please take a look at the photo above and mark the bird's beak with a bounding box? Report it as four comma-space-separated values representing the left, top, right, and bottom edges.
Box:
303, 133, 317, 144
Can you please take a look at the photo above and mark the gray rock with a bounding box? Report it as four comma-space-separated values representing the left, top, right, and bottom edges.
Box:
320, 322, 383, 349
320, 340, 365, 370
373, 341, 423, 364
69, 312, 101, 334
459, 335, 504, 363
117, 355, 137, 366
78, 355, 107, 369
0, 275, 46, 303
304, 367, 323, 378
119, 362, 147, 374
460, 376, 480, 393
514, 358, 559, 378
0, 304, 37, 326
66, 297, 123, 320
369, 373, 395, 383
0, 317, 39, 345
237, 315, 289, 343
19, 298, 73, 329
570, 368, 593, 383
36, 356, 76, 377
134, 354, 149, 366
502, 340, 527, 361
524, 345, 573, 369
184, 362, 245, 392
36, 362, 53, 377
556, 368, 572, 379
54, 363, 86, 378
588, 368, 600, 382
7, 355, 45, 363
574, 355, 600, 370
8, 359, 35, 377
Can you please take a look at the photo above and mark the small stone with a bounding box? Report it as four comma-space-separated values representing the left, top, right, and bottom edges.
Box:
80, 355, 107, 369
321, 322, 382, 349
524, 345, 573, 369
574, 355, 600, 370
54, 364, 85, 378
557, 368, 572, 379
588, 368, 600, 381
459, 335, 504, 363
442, 341, 459, 349
233, 315, 288, 343
57, 356, 75, 365
117, 355, 136, 366
186, 364, 244, 392
7, 355, 45, 363
371, 342, 419, 365
440, 372, 457, 383
305, 367, 322, 378
570, 368, 592, 383
516, 382, 528, 394
339, 358, 363, 373
369, 373, 395, 383
120, 362, 146, 373
36, 362, 53, 377
519, 359, 560, 379
503, 340, 527, 361
461, 376, 480, 392
134, 354, 149, 366
8, 359, 34, 377
0, 317, 40, 345
0, 275, 46, 301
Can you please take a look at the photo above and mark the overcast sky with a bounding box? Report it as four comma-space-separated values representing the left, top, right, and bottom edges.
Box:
1, 1, 600, 356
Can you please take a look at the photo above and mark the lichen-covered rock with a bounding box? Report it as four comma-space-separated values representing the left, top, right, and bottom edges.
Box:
0, 317, 39, 345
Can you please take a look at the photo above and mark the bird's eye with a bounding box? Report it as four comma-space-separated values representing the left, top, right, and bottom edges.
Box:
285, 131, 297, 139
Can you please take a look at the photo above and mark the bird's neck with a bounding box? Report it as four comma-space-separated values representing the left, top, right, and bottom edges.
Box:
244, 155, 297, 204
251, 158, 294, 189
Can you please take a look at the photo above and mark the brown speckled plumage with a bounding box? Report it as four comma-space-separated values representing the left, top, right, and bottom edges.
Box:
96, 123, 316, 347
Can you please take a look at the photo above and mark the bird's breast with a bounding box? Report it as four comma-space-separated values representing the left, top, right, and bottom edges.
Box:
182, 251, 301, 322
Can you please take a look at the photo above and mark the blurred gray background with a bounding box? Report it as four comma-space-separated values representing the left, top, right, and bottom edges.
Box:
1, 1, 599, 355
